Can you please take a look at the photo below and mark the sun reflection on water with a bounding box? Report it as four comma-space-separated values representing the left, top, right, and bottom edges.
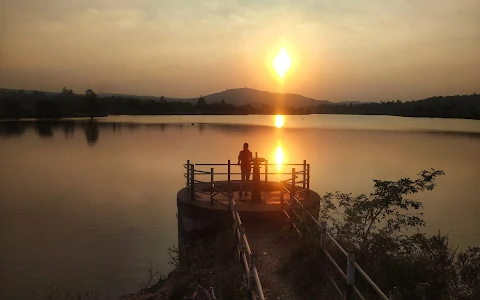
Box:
275, 115, 285, 128
274, 143, 284, 171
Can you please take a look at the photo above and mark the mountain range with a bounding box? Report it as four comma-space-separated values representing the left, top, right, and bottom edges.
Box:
1, 87, 367, 107
99, 88, 332, 108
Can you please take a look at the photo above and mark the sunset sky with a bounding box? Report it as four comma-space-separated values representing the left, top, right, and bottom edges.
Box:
1, 0, 479, 102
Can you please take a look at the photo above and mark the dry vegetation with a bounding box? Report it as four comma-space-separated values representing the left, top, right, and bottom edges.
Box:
122, 217, 249, 300
280, 169, 480, 300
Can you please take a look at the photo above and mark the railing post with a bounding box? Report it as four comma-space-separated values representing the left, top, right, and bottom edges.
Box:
291, 168, 296, 204
190, 164, 195, 201
303, 160, 306, 189
346, 252, 355, 299
280, 182, 284, 211
247, 253, 253, 291
320, 221, 327, 250
227, 159, 231, 187
306, 163, 310, 200
186, 160, 190, 190
227, 181, 232, 208
239, 223, 246, 265
265, 160, 268, 182
210, 168, 214, 205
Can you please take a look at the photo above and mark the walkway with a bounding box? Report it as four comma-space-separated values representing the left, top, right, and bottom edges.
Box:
244, 218, 301, 300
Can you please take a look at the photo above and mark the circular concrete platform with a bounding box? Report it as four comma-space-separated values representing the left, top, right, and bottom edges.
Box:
177, 180, 320, 221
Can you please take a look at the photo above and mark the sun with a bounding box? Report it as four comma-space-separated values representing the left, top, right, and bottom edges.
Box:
273, 47, 292, 78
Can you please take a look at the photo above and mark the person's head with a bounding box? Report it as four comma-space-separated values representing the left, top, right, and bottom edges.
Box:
243, 143, 249, 149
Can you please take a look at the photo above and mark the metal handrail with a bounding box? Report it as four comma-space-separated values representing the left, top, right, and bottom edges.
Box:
228, 192, 265, 300
192, 169, 211, 174
281, 179, 390, 300
195, 163, 307, 166
185, 160, 310, 205
183, 160, 387, 299
193, 172, 298, 176
355, 263, 389, 300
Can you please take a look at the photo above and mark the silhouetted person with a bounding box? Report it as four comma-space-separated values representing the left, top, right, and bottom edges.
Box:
238, 143, 253, 197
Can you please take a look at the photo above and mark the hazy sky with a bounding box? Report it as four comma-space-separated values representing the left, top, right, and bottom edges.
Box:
1, 0, 479, 101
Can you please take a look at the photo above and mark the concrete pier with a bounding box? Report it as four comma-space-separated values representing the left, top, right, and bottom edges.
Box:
177, 180, 320, 235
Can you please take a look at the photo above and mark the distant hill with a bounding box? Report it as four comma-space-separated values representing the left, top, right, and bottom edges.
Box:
98, 88, 330, 108
2, 87, 330, 108
97, 93, 163, 101
337, 101, 375, 105
1, 87, 479, 119
174, 88, 330, 108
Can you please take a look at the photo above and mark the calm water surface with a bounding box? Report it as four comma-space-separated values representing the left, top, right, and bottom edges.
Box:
1, 115, 479, 299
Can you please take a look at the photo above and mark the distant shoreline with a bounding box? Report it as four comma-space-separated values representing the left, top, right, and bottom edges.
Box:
1, 88, 479, 120
2, 112, 480, 121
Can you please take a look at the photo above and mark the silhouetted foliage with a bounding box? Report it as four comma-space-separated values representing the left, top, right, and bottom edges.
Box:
35, 99, 61, 119
196, 96, 207, 107
1, 88, 479, 119
1, 99, 23, 118
284, 170, 480, 300
84, 89, 102, 118
129, 218, 249, 300
61, 87, 74, 96
457, 247, 480, 298
320, 169, 445, 250
316, 94, 480, 119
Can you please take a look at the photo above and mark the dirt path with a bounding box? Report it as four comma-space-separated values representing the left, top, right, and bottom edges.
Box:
245, 220, 301, 300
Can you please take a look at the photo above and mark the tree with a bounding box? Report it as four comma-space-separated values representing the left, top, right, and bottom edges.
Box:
457, 247, 480, 299
320, 169, 445, 250
85, 89, 97, 99
315, 169, 463, 299
84, 89, 99, 118
61, 87, 74, 95
35, 99, 60, 119
284, 169, 480, 299
2, 100, 23, 118
196, 96, 207, 107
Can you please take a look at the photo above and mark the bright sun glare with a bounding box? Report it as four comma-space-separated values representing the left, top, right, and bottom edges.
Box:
273, 48, 292, 78
275, 144, 284, 171
275, 115, 285, 128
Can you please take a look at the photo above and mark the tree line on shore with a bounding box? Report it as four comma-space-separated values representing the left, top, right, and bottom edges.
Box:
1, 87, 479, 119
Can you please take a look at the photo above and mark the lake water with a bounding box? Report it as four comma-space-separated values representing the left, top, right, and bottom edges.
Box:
1, 115, 479, 299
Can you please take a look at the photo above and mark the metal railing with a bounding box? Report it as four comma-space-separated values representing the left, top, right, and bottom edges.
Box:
228, 188, 265, 300
182, 159, 310, 300
184, 159, 310, 205
280, 169, 391, 300
182, 159, 397, 299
